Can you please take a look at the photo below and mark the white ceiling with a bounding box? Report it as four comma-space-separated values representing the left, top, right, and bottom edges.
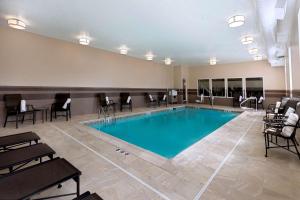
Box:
0, 0, 266, 65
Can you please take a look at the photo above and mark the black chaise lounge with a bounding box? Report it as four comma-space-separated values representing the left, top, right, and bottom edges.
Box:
0, 131, 40, 152
0, 157, 81, 200
73, 191, 103, 200
158, 92, 168, 107
51, 93, 71, 121
0, 143, 55, 174
3, 94, 36, 128
120, 92, 132, 112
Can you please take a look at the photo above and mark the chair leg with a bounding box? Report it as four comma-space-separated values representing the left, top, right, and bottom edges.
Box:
66, 111, 68, 121
291, 138, 300, 160
3, 113, 8, 127
50, 110, 53, 122
69, 109, 71, 119
16, 113, 19, 129
264, 133, 268, 157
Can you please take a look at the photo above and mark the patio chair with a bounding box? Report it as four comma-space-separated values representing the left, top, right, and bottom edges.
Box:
50, 93, 71, 121
98, 93, 116, 118
145, 93, 158, 107
264, 113, 300, 159
0, 131, 40, 152
158, 92, 168, 107
0, 157, 81, 199
120, 93, 132, 112
3, 94, 35, 128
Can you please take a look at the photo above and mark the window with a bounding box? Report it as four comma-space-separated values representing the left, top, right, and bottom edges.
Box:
198, 79, 210, 96
228, 78, 243, 98
212, 79, 225, 97
246, 77, 263, 98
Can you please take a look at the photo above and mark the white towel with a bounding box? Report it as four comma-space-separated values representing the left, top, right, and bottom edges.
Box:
284, 107, 295, 117
282, 113, 299, 137
126, 96, 131, 104
62, 98, 71, 109
20, 100, 27, 112
163, 95, 167, 101
105, 96, 110, 105
200, 94, 204, 102
258, 96, 264, 103
149, 94, 153, 101
274, 101, 281, 114
239, 96, 243, 102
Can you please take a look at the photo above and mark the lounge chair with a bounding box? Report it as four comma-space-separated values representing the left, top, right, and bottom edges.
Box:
158, 92, 168, 107
120, 93, 132, 112
264, 113, 300, 159
73, 191, 103, 200
264, 101, 282, 121
3, 94, 36, 128
145, 93, 158, 107
0, 157, 81, 199
0, 143, 55, 174
0, 131, 40, 152
98, 93, 116, 118
50, 93, 72, 121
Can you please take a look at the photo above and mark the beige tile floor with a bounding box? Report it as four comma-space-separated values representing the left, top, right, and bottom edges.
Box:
0, 104, 299, 200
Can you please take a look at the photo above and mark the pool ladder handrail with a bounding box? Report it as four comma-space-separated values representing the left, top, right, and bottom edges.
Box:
240, 96, 257, 111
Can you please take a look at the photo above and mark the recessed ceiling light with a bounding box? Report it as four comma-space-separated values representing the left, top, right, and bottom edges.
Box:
228, 15, 245, 28
241, 36, 254, 45
145, 52, 155, 61
79, 36, 90, 45
249, 48, 258, 54
7, 18, 26, 30
209, 57, 217, 65
164, 58, 173, 65
119, 45, 129, 55
254, 55, 263, 61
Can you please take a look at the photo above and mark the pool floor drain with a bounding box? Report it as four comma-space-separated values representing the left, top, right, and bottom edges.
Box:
116, 148, 130, 156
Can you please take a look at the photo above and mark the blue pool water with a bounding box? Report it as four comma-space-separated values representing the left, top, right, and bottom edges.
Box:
89, 107, 238, 158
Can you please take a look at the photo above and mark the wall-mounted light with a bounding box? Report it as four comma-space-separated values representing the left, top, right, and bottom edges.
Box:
119, 45, 129, 55
209, 57, 217, 65
79, 36, 90, 45
145, 51, 155, 61
254, 55, 263, 61
164, 58, 172, 65
7, 18, 26, 30
228, 15, 245, 28
248, 48, 258, 54
241, 35, 254, 45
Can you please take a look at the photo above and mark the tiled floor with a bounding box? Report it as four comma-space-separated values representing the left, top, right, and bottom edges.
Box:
0, 104, 299, 200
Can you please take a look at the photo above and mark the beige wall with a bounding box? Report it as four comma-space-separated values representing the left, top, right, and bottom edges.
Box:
0, 27, 173, 89
188, 61, 286, 90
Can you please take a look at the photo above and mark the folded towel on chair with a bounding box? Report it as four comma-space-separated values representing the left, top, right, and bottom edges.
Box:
149, 94, 153, 101
200, 94, 204, 102
282, 113, 299, 137
258, 96, 264, 103
20, 100, 27, 112
163, 95, 167, 101
127, 96, 131, 104
239, 96, 243, 102
62, 98, 71, 109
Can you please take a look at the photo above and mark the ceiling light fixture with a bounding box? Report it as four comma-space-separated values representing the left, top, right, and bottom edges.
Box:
228, 15, 245, 28
241, 36, 254, 45
79, 36, 90, 45
209, 57, 217, 65
164, 58, 172, 65
119, 45, 129, 55
248, 48, 258, 54
254, 55, 263, 61
145, 51, 155, 61
7, 18, 26, 30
